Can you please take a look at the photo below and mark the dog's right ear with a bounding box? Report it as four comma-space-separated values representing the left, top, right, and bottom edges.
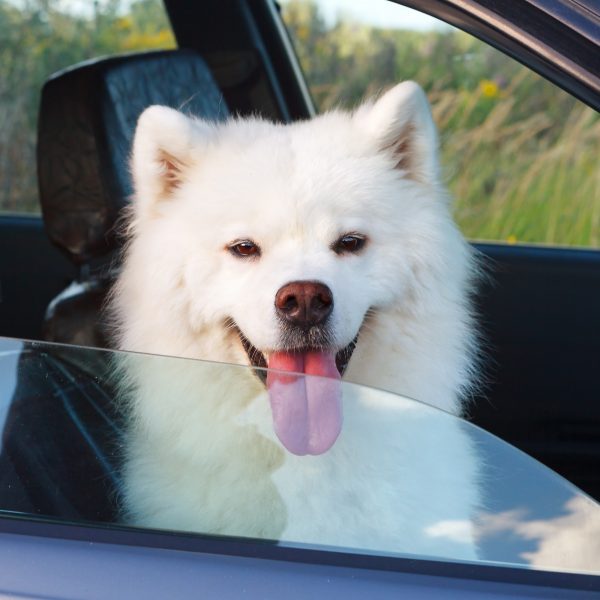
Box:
131, 106, 208, 213
357, 82, 440, 185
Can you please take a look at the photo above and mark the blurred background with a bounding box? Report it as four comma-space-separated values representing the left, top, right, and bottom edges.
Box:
0, 0, 175, 213
0, 0, 598, 247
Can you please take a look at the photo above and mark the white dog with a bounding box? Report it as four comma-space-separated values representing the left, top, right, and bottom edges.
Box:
111, 82, 481, 560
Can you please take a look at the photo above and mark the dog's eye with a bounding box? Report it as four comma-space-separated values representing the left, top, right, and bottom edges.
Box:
229, 240, 261, 258
333, 234, 367, 255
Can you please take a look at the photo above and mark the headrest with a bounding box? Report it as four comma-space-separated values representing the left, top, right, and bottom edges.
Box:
37, 50, 229, 265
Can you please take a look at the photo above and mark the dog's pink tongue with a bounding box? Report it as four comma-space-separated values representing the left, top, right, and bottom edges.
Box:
266, 351, 342, 456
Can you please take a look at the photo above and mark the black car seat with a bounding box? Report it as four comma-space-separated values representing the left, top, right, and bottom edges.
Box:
37, 49, 229, 348
0, 339, 123, 522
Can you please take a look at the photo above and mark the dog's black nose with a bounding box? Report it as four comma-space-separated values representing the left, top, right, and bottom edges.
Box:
275, 281, 333, 328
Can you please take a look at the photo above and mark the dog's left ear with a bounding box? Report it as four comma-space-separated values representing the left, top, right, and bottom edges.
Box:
131, 106, 211, 215
358, 81, 439, 184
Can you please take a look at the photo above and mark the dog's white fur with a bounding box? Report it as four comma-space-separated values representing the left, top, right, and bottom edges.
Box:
111, 82, 481, 560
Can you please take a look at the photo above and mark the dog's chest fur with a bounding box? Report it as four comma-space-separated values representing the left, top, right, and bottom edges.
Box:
122, 360, 479, 560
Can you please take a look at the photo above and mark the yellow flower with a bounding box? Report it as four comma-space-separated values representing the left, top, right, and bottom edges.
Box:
506, 234, 517, 245
124, 30, 176, 51
297, 25, 309, 41
480, 79, 499, 99
116, 16, 133, 31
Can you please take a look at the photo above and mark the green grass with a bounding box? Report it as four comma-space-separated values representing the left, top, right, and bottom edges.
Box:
434, 80, 600, 247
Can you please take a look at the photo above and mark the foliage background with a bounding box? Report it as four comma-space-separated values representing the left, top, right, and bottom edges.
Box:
0, 0, 174, 213
0, 0, 597, 246
281, 0, 599, 247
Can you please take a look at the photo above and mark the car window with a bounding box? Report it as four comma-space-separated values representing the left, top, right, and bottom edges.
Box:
279, 0, 600, 249
0, 0, 175, 215
0, 336, 599, 574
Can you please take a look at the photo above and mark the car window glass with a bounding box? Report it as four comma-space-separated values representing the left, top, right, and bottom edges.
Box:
0, 337, 599, 574
0, 0, 175, 215
279, 0, 600, 249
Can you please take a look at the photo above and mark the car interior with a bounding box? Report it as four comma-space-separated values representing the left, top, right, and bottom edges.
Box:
0, 0, 598, 525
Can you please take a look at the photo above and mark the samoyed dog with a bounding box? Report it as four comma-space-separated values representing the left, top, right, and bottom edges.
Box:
111, 82, 481, 560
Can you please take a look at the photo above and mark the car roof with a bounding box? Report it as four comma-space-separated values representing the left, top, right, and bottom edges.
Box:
393, 0, 599, 108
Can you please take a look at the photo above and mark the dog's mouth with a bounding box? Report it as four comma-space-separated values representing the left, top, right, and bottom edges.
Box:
236, 329, 358, 385
231, 323, 361, 457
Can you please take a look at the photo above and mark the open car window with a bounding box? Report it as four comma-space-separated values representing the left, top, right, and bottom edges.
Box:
278, 0, 600, 249
0, 336, 598, 575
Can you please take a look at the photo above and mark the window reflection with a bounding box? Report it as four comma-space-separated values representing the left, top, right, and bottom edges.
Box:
0, 337, 598, 574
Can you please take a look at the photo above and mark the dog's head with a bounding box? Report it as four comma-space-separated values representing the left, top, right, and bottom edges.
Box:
123, 82, 466, 455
